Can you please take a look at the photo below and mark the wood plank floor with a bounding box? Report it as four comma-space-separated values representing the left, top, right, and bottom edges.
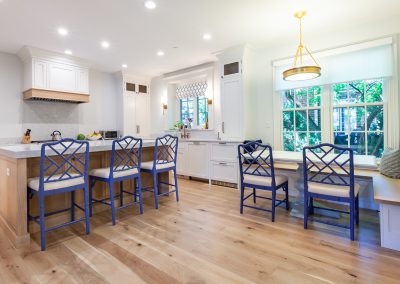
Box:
1, 178, 400, 283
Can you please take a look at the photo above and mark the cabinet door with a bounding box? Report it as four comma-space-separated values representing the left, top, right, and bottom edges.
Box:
210, 143, 238, 162
221, 77, 243, 140
210, 161, 238, 184
33, 60, 48, 89
187, 142, 209, 179
135, 93, 150, 137
48, 63, 76, 92
123, 94, 137, 135
176, 142, 187, 175
221, 60, 241, 80
76, 68, 89, 94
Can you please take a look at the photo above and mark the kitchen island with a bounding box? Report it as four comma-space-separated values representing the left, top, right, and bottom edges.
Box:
0, 140, 169, 248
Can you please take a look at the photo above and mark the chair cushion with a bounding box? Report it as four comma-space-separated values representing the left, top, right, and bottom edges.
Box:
243, 174, 288, 187
89, 166, 139, 179
307, 182, 360, 198
141, 160, 175, 170
28, 174, 84, 191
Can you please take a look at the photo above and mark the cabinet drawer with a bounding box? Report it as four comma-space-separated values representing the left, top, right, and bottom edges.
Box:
210, 161, 238, 184
210, 143, 238, 162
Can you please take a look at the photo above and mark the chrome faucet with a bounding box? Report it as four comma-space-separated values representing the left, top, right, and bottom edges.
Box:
181, 127, 190, 139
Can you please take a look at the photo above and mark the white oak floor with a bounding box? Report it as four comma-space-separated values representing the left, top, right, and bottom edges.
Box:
1, 178, 400, 283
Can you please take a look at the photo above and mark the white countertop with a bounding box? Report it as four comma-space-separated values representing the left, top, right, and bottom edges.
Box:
179, 139, 242, 143
0, 139, 157, 159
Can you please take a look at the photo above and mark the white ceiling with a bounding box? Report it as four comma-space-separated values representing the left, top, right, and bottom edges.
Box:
0, 0, 399, 76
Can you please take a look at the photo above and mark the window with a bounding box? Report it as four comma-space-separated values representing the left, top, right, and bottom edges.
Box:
282, 86, 322, 151
280, 79, 385, 157
197, 96, 208, 127
332, 79, 384, 157
180, 98, 194, 126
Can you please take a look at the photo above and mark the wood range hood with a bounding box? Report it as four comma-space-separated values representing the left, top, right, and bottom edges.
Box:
23, 89, 90, 103
18, 46, 91, 104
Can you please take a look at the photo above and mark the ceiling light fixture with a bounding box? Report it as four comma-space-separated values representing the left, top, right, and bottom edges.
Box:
157, 50, 165, 56
122, 64, 128, 68
145, 1, 156, 9
283, 11, 321, 81
64, 50, 72, 55
202, 33, 212, 40
101, 41, 110, 49
57, 27, 68, 36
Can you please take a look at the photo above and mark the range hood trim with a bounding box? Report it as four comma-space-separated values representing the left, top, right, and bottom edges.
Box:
23, 88, 90, 103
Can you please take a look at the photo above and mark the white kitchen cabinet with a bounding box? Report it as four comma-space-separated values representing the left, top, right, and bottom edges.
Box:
134, 92, 150, 136
210, 161, 238, 184
48, 62, 77, 92
176, 142, 188, 175
221, 76, 243, 140
187, 142, 209, 179
33, 59, 48, 89
76, 68, 89, 93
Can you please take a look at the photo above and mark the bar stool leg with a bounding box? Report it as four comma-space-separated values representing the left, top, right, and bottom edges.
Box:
271, 189, 276, 222
253, 188, 256, 203
240, 185, 244, 214
304, 195, 309, 229
153, 172, 159, 209
285, 183, 289, 210
83, 186, 90, 235
174, 169, 179, 202
89, 179, 95, 217
119, 181, 123, 207
71, 191, 75, 222
39, 193, 46, 251
137, 176, 143, 214
350, 200, 355, 241
134, 178, 137, 203
109, 181, 116, 225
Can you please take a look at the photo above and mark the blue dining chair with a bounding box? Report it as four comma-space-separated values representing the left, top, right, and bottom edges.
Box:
303, 143, 360, 240
27, 139, 90, 251
238, 142, 289, 222
89, 136, 143, 225
141, 135, 179, 209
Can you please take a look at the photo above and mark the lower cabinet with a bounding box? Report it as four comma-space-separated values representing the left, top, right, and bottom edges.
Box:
187, 142, 209, 179
210, 161, 238, 184
176, 142, 188, 175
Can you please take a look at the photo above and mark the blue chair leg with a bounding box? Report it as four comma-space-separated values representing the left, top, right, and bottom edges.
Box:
134, 178, 137, 203
119, 181, 123, 207
71, 190, 75, 222
174, 169, 179, 202
304, 194, 308, 229
39, 194, 46, 251
285, 183, 289, 210
137, 176, 143, 215
355, 195, 360, 225
89, 178, 95, 217
153, 171, 159, 209
271, 189, 276, 222
240, 185, 244, 214
83, 186, 90, 235
310, 197, 314, 215
350, 200, 355, 241
109, 181, 116, 225
253, 188, 256, 203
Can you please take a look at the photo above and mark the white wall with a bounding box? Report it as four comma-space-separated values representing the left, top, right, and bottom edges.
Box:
0, 52, 23, 143
0, 51, 120, 143
150, 76, 168, 137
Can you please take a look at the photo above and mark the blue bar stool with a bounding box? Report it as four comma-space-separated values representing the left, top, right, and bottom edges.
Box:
140, 135, 179, 209
238, 142, 289, 222
303, 143, 360, 240
89, 136, 143, 225
27, 139, 90, 251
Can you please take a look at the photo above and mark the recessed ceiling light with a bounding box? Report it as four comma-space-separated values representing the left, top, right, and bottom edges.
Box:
101, 41, 110, 49
157, 50, 165, 56
64, 50, 72, 55
58, 27, 68, 36
122, 64, 128, 68
203, 33, 212, 40
145, 1, 156, 9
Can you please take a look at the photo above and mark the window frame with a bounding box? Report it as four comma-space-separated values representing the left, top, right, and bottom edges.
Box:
179, 96, 209, 129
279, 78, 387, 158
196, 96, 208, 127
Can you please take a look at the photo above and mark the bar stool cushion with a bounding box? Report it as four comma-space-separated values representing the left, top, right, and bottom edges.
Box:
89, 167, 139, 179
308, 182, 360, 198
243, 174, 288, 187
28, 174, 84, 191
141, 160, 175, 170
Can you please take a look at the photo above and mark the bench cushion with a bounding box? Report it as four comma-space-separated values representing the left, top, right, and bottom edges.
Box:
141, 160, 175, 171
90, 167, 139, 179
28, 174, 84, 191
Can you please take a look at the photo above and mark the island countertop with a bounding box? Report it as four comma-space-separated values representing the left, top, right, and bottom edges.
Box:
0, 139, 157, 159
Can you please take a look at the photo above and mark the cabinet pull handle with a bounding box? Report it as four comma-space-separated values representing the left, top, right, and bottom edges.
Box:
136, 125, 140, 134
193, 142, 200, 145
222, 122, 225, 133
218, 142, 227, 145
219, 162, 227, 165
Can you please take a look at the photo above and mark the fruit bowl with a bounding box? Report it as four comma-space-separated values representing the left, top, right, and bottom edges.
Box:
86, 133, 102, 141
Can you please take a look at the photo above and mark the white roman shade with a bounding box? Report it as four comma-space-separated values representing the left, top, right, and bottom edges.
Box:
273, 38, 394, 91
176, 81, 208, 99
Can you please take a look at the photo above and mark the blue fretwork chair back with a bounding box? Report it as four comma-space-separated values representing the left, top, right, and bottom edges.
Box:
89, 136, 143, 225
141, 134, 179, 209
109, 136, 142, 179
39, 139, 90, 193
303, 143, 359, 240
28, 138, 90, 251
238, 142, 289, 222
153, 134, 178, 169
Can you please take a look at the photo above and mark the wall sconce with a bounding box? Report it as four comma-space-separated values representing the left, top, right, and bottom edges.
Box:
207, 98, 213, 105
162, 103, 168, 114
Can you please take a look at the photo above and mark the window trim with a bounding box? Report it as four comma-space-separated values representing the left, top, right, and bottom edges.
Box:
179, 96, 209, 129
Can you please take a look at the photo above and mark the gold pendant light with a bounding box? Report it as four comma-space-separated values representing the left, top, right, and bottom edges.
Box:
283, 11, 321, 81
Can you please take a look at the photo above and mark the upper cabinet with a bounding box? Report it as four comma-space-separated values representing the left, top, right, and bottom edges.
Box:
217, 45, 254, 140
18, 46, 90, 103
